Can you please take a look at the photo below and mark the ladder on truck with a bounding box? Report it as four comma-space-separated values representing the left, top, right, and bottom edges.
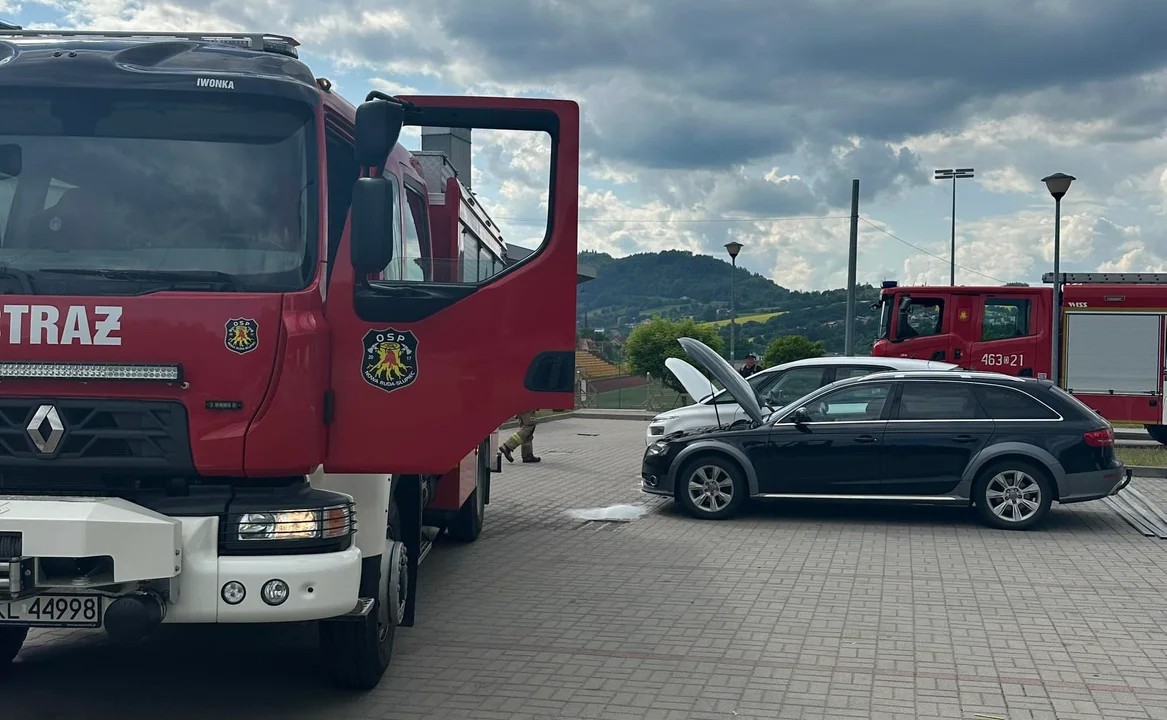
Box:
1043, 272, 1167, 284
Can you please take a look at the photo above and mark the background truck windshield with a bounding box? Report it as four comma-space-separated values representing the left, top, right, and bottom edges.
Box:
0, 90, 315, 293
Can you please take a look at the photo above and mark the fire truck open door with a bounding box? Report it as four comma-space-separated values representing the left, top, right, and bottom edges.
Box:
322, 95, 579, 624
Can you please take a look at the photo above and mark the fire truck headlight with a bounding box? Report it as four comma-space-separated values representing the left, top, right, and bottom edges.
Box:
237, 506, 352, 542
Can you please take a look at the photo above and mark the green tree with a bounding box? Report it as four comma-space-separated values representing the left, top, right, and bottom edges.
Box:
763, 334, 826, 367
625, 317, 724, 393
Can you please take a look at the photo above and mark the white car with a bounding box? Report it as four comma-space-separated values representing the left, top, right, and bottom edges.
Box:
646, 355, 959, 445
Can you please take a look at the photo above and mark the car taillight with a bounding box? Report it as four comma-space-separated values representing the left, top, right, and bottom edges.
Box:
1083, 428, 1114, 447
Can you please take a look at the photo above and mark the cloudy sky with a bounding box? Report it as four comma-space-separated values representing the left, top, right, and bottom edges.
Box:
4, 0, 1167, 291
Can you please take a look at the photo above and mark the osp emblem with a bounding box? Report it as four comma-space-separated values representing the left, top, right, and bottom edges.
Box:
224, 318, 259, 355
361, 328, 419, 393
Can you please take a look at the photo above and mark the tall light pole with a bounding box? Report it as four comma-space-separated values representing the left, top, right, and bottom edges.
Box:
1042, 172, 1075, 386
934, 168, 975, 285
725, 241, 743, 364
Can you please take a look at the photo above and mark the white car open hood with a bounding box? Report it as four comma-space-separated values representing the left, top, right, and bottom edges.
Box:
665, 356, 717, 403
676, 337, 766, 425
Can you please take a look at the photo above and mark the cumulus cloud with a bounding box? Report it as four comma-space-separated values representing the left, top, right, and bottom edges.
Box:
12, 0, 1167, 289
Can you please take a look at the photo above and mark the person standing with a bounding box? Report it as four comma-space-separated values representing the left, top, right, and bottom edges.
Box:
738, 353, 761, 379
499, 411, 541, 464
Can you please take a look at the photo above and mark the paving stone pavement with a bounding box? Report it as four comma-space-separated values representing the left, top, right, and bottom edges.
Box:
6, 418, 1167, 719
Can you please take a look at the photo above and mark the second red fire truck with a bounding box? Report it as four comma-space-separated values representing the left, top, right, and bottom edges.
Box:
873, 272, 1167, 443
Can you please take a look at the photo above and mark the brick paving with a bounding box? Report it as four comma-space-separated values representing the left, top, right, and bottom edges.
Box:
7, 418, 1167, 719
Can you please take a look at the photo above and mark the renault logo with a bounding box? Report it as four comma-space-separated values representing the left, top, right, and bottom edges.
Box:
27, 404, 64, 455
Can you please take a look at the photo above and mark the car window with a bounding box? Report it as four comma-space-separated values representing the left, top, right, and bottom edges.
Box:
896, 381, 982, 420
800, 382, 892, 423
709, 369, 774, 404
974, 384, 1059, 420
833, 366, 888, 381
761, 367, 827, 406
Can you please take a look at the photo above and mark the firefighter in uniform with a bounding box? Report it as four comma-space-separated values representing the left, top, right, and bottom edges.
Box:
499, 411, 541, 464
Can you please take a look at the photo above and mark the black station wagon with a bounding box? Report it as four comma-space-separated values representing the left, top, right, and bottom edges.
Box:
641, 338, 1131, 530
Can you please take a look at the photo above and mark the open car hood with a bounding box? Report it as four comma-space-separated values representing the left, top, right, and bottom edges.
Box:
676, 337, 766, 425
665, 356, 717, 403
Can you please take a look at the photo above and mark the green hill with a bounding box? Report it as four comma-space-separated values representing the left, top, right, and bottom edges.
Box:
577, 250, 882, 357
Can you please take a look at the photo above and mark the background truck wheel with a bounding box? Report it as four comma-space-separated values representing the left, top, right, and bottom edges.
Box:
448, 440, 488, 542
1144, 424, 1167, 446
319, 503, 404, 690
973, 459, 1053, 530
675, 454, 748, 520
0, 626, 28, 667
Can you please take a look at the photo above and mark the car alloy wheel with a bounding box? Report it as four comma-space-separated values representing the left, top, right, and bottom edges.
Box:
687, 464, 734, 513
984, 469, 1042, 523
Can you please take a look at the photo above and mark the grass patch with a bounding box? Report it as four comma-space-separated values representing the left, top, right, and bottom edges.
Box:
1117, 445, 1167, 468
701, 311, 787, 328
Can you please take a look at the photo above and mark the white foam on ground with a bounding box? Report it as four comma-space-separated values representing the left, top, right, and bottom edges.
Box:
565, 504, 647, 521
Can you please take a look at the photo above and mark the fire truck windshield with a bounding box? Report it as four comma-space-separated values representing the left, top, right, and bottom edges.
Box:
0, 90, 316, 294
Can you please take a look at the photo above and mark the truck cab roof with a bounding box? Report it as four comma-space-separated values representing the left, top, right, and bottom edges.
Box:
0, 30, 319, 94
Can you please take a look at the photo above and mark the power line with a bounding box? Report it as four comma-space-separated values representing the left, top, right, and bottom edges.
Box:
493, 214, 852, 225
859, 217, 1007, 284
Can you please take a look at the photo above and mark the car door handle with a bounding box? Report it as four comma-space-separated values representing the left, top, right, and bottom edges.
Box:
853, 435, 878, 443
952, 435, 978, 443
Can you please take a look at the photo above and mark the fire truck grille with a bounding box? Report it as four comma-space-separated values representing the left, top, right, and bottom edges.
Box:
0, 399, 193, 470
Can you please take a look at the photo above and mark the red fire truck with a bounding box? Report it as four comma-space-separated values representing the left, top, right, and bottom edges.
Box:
872, 272, 1167, 443
0, 29, 578, 689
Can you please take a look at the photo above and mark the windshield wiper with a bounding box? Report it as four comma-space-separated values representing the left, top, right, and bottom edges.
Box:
37, 268, 241, 290
0, 265, 35, 294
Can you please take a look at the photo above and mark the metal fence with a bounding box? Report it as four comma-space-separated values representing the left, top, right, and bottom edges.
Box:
576, 373, 692, 412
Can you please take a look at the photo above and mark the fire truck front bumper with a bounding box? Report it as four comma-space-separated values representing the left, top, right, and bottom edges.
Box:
0, 496, 362, 626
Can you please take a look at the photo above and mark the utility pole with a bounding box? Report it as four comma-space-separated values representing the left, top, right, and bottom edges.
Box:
934, 168, 974, 285
844, 179, 859, 356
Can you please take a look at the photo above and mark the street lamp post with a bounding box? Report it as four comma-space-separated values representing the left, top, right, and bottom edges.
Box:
1042, 172, 1075, 386
934, 168, 975, 285
724, 241, 743, 364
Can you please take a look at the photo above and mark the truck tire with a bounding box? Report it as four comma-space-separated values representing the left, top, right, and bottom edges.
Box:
1144, 425, 1167, 446
319, 503, 405, 690
448, 440, 488, 542
0, 626, 27, 668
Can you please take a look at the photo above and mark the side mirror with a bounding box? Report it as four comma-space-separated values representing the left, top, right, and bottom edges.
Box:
0, 144, 21, 177
354, 93, 406, 168
897, 295, 912, 313
790, 407, 812, 425
349, 177, 396, 274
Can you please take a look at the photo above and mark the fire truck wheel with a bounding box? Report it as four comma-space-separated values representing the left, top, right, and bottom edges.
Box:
448, 440, 488, 542
1144, 425, 1167, 446
972, 459, 1053, 531
0, 626, 28, 667
319, 504, 403, 689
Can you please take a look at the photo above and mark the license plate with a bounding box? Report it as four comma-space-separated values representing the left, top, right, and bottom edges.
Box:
0, 594, 103, 628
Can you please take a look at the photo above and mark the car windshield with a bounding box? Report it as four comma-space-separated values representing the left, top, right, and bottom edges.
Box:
0, 89, 315, 294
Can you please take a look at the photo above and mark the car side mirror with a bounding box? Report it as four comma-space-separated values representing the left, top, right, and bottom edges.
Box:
790, 407, 811, 425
